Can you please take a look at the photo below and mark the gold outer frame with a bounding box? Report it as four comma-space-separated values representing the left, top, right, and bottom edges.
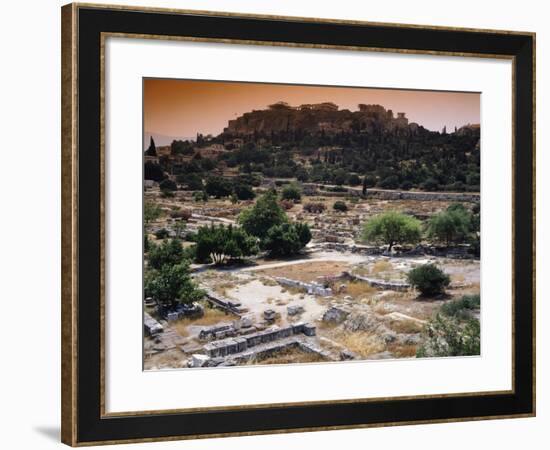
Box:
61, 2, 536, 446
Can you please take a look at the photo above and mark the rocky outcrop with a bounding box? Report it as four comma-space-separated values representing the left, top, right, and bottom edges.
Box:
322, 306, 351, 324
223, 103, 419, 137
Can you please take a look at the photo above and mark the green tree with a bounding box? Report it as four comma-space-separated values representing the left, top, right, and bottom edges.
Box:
194, 224, 258, 264
159, 178, 177, 193
421, 177, 439, 191
332, 168, 348, 186
348, 174, 361, 186
281, 184, 302, 203
378, 175, 399, 189
294, 222, 312, 248
205, 176, 233, 198
154, 228, 169, 240
193, 191, 208, 202
427, 204, 471, 246
333, 200, 348, 212
147, 239, 184, 270
177, 173, 203, 191
407, 264, 450, 296
362, 212, 422, 251
145, 136, 156, 156
173, 220, 187, 239
144, 201, 162, 226
239, 191, 288, 240
145, 262, 204, 307
233, 182, 256, 200
263, 222, 311, 257
144, 161, 164, 182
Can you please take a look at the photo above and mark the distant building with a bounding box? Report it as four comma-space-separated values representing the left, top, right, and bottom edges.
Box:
298, 102, 339, 111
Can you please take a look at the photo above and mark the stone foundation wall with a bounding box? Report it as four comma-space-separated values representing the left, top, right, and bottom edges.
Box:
203, 322, 315, 358
274, 277, 332, 296
144, 312, 163, 336
205, 291, 244, 316
343, 272, 410, 291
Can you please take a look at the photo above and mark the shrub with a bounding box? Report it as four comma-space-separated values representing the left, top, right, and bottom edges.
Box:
159, 178, 177, 192
420, 177, 439, 191
303, 202, 326, 214
239, 191, 288, 240
193, 191, 208, 202
333, 201, 348, 212
416, 315, 480, 357
332, 168, 348, 186
154, 228, 170, 240
144, 161, 165, 182
144, 201, 162, 225
377, 175, 400, 189
177, 173, 203, 191
440, 294, 480, 320
348, 174, 361, 186
232, 182, 256, 200
170, 209, 192, 220
263, 222, 311, 257
281, 184, 302, 202
205, 176, 233, 198
279, 199, 295, 210
362, 212, 422, 252
400, 180, 413, 191
147, 239, 184, 270
407, 264, 450, 296
427, 204, 471, 246
362, 175, 377, 189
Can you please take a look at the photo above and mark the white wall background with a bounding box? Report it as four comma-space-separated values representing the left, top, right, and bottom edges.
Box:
0, 0, 546, 448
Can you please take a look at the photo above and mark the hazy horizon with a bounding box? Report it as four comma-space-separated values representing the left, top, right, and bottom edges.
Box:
144, 79, 480, 142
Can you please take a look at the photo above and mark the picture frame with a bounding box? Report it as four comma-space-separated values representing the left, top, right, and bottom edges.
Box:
61, 2, 535, 446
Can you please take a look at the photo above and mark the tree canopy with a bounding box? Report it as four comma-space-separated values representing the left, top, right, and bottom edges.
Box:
145, 261, 204, 307
362, 211, 422, 251
145, 136, 156, 156
280, 184, 302, 202
194, 224, 259, 264
239, 191, 288, 240
263, 222, 311, 257
147, 239, 185, 270
427, 203, 471, 246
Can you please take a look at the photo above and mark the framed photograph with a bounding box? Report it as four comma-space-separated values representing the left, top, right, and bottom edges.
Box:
61, 3, 535, 446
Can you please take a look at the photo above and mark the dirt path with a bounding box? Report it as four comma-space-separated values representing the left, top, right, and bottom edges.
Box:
235, 251, 371, 273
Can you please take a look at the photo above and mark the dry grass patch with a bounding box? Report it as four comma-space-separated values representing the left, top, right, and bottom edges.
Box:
452, 274, 466, 283
386, 319, 424, 334
258, 261, 350, 283
329, 330, 385, 358
387, 343, 418, 358
259, 277, 279, 287
174, 306, 230, 333
281, 286, 306, 296
213, 282, 238, 298
372, 302, 395, 316
344, 281, 378, 298
371, 260, 393, 274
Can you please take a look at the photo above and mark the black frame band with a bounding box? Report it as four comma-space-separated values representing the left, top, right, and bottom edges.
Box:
63, 3, 535, 445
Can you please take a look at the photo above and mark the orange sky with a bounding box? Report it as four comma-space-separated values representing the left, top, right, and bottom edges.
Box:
143, 78, 480, 140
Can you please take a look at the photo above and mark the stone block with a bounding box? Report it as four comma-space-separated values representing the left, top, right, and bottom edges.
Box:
287, 305, 305, 316
303, 323, 317, 336
190, 354, 210, 368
